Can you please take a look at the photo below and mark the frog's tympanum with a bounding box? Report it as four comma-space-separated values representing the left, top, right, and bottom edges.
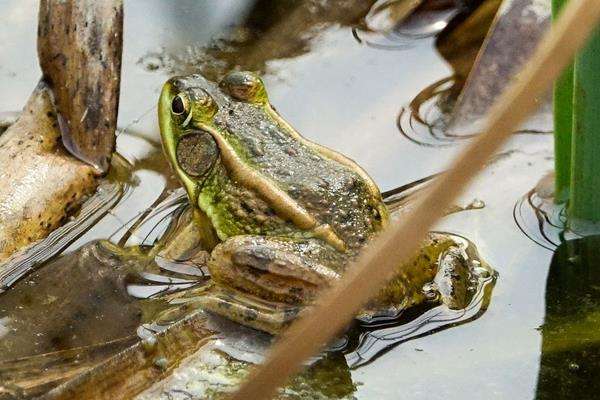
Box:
158, 72, 481, 334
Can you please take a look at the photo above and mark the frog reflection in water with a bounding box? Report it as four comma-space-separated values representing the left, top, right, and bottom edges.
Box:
158, 71, 477, 334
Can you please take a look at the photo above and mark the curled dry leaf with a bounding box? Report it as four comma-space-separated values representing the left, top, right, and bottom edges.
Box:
38, 0, 123, 173
448, 0, 551, 135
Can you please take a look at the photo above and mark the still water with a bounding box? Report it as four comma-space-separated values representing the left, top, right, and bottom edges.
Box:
0, 0, 580, 399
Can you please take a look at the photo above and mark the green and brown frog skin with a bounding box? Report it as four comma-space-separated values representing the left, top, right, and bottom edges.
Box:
158, 71, 475, 334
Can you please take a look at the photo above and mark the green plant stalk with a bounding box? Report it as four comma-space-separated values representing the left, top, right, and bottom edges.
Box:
569, 27, 600, 229
552, 0, 573, 203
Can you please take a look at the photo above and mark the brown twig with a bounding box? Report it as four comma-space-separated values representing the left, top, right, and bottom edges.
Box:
229, 0, 600, 399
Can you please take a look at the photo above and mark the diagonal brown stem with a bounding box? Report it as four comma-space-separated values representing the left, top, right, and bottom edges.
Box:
229, 0, 600, 399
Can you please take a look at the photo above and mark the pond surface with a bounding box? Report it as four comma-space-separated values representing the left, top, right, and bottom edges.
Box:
0, 1, 590, 399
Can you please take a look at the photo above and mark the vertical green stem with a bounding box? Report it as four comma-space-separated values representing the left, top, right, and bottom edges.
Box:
552, 0, 573, 203
569, 27, 600, 230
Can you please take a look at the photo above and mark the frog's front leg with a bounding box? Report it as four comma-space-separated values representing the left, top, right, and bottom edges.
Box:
198, 235, 343, 334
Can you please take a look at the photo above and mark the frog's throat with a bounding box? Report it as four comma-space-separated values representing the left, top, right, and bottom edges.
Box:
200, 123, 347, 252
263, 103, 390, 227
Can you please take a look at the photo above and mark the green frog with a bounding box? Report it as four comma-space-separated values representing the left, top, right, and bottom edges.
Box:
158, 71, 481, 334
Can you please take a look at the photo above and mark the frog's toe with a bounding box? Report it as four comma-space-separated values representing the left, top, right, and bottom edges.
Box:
430, 246, 474, 310
198, 285, 300, 335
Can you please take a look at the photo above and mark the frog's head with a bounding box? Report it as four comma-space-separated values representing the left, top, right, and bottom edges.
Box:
158, 76, 221, 203
158, 71, 272, 205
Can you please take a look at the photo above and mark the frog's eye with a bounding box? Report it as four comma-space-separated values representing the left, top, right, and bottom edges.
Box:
171, 94, 189, 116
220, 71, 267, 104
176, 130, 219, 178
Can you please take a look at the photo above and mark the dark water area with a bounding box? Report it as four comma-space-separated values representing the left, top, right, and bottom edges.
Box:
535, 236, 600, 399
0, 0, 595, 399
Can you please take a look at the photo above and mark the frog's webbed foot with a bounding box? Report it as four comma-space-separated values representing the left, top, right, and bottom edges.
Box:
199, 235, 341, 334
360, 234, 488, 322
207, 235, 340, 304
198, 284, 301, 335
423, 246, 474, 310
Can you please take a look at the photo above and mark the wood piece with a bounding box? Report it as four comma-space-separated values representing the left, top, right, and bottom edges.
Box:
41, 311, 213, 400
38, 0, 123, 173
230, 0, 600, 398
0, 83, 96, 263
0, 337, 136, 398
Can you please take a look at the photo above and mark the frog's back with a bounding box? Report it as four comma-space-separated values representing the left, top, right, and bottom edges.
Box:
190, 74, 385, 250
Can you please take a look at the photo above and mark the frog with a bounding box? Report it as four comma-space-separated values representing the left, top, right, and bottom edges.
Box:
158, 71, 482, 334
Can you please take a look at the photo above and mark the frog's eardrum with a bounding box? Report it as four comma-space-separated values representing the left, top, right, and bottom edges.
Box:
176, 131, 219, 178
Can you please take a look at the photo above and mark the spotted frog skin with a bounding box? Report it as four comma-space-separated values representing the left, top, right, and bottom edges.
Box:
158, 72, 472, 334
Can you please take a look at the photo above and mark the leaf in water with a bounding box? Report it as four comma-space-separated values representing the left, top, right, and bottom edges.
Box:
449, 0, 551, 135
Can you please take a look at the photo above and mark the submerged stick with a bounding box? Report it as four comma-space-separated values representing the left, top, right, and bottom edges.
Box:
552, 0, 573, 203
230, 1, 600, 399
448, 0, 551, 136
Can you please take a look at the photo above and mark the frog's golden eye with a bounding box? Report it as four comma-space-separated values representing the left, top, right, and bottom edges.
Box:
176, 130, 219, 178
171, 94, 189, 116
220, 71, 267, 104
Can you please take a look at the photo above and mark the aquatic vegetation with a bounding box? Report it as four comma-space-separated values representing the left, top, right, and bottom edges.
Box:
568, 28, 600, 231
551, 0, 573, 203
535, 236, 600, 399
553, 0, 600, 230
